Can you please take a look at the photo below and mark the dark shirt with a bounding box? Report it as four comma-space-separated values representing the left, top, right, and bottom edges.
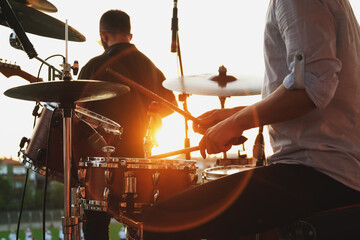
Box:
78, 42, 176, 157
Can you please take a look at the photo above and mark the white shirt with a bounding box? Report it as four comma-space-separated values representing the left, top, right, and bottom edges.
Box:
263, 0, 360, 191
25, 229, 32, 240
8, 233, 16, 240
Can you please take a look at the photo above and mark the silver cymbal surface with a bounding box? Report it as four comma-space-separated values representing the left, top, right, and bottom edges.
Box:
4, 80, 130, 103
163, 73, 263, 97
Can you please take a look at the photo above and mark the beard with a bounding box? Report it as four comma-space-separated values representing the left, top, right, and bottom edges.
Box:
101, 38, 109, 50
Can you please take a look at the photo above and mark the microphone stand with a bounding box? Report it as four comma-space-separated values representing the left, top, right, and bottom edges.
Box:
171, 0, 191, 159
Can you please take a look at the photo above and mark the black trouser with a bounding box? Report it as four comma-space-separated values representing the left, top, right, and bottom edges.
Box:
142, 164, 360, 240
83, 210, 111, 240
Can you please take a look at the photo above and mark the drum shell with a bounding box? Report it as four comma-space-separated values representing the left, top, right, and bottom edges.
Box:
20, 106, 115, 186
78, 158, 198, 220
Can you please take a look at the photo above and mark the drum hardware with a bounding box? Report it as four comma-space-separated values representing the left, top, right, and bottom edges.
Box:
253, 126, 267, 166
215, 154, 255, 167
104, 169, 113, 185
170, 0, 192, 160
77, 169, 87, 184
103, 145, 116, 161
124, 171, 137, 194
152, 171, 160, 186
5, 80, 128, 240
151, 171, 160, 204
189, 172, 199, 185
76, 186, 86, 199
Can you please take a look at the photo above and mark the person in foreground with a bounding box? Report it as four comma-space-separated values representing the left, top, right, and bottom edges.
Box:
77, 9, 176, 240
141, 0, 360, 239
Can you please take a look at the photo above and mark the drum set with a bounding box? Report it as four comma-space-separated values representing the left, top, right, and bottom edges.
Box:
1, 1, 264, 239
4, 67, 263, 240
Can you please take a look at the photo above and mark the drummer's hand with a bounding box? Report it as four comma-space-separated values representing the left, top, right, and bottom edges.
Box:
198, 117, 243, 159
193, 108, 236, 134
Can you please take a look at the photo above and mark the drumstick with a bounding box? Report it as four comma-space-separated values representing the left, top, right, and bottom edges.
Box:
149, 146, 200, 159
107, 67, 248, 147
106, 67, 199, 124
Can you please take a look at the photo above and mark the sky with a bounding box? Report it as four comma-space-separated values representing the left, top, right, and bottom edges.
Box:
1, 0, 360, 160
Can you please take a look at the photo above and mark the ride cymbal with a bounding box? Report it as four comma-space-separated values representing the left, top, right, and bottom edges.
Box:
163, 73, 263, 97
4, 80, 130, 103
0, 0, 85, 41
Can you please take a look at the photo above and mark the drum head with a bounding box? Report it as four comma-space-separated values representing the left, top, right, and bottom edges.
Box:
75, 105, 123, 135
203, 165, 254, 181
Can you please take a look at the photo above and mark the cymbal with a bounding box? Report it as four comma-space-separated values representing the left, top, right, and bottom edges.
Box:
163, 73, 263, 97
0, 0, 85, 42
4, 80, 130, 103
23, 0, 57, 13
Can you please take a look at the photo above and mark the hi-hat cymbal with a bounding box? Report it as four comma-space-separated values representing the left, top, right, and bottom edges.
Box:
4, 80, 130, 103
0, 0, 85, 42
163, 73, 263, 97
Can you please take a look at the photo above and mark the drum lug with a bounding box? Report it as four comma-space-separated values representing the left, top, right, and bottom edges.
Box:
77, 168, 87, 184
189, 172, 198, 185
102, 145, 115, 161
124, 171, 137, 194
153, 189, 160, 204
76, 186, 85, 199
103, 187, 110, 202
104, 169, 113, 184
152, 171, 160, 186
120, 159, 127, 167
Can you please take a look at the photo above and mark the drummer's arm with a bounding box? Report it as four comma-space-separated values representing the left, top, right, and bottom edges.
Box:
229, 85, 316, 134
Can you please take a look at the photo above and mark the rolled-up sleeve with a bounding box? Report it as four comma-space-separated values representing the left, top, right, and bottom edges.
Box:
276, 0, 342, 109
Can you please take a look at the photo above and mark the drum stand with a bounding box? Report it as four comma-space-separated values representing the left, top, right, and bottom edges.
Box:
60, 102, 79, 240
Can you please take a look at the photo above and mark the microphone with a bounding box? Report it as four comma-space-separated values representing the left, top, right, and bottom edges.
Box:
171, 0, 178, 53
0, 0, 37, 59
71, 60, 79, 75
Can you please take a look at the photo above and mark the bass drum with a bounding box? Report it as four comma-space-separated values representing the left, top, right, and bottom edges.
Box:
19, 104, 122, 186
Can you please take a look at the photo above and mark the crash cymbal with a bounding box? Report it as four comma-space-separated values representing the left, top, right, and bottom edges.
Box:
0, 0, 85, 41
163, 73, 263, 97
4, 80, 130, 103
21, 0, 57, 13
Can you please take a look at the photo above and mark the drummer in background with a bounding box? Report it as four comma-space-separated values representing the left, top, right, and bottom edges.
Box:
77, 9, 177, 240
142, 0, 360, 239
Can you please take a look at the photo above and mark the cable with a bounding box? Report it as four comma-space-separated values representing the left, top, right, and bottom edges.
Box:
15, 169, 29, 240
36, 54, 65, 81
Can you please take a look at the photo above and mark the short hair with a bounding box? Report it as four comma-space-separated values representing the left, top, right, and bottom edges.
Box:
100, 10, 131, 35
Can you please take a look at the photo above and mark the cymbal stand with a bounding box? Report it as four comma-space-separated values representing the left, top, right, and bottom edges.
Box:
171, 0, 191, 159
61, 20, 79, 240
219, 96, 230, 159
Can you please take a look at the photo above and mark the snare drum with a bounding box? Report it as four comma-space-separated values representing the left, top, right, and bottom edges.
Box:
19, 104, 122, 186
202, 165, 255, 183
77, 157, 198, 220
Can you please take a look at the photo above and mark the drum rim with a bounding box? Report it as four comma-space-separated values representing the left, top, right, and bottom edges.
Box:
79, 157, 198, 170
202, 165, 255, 180
75, 105, 123, 135
19, 151, 65, 182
